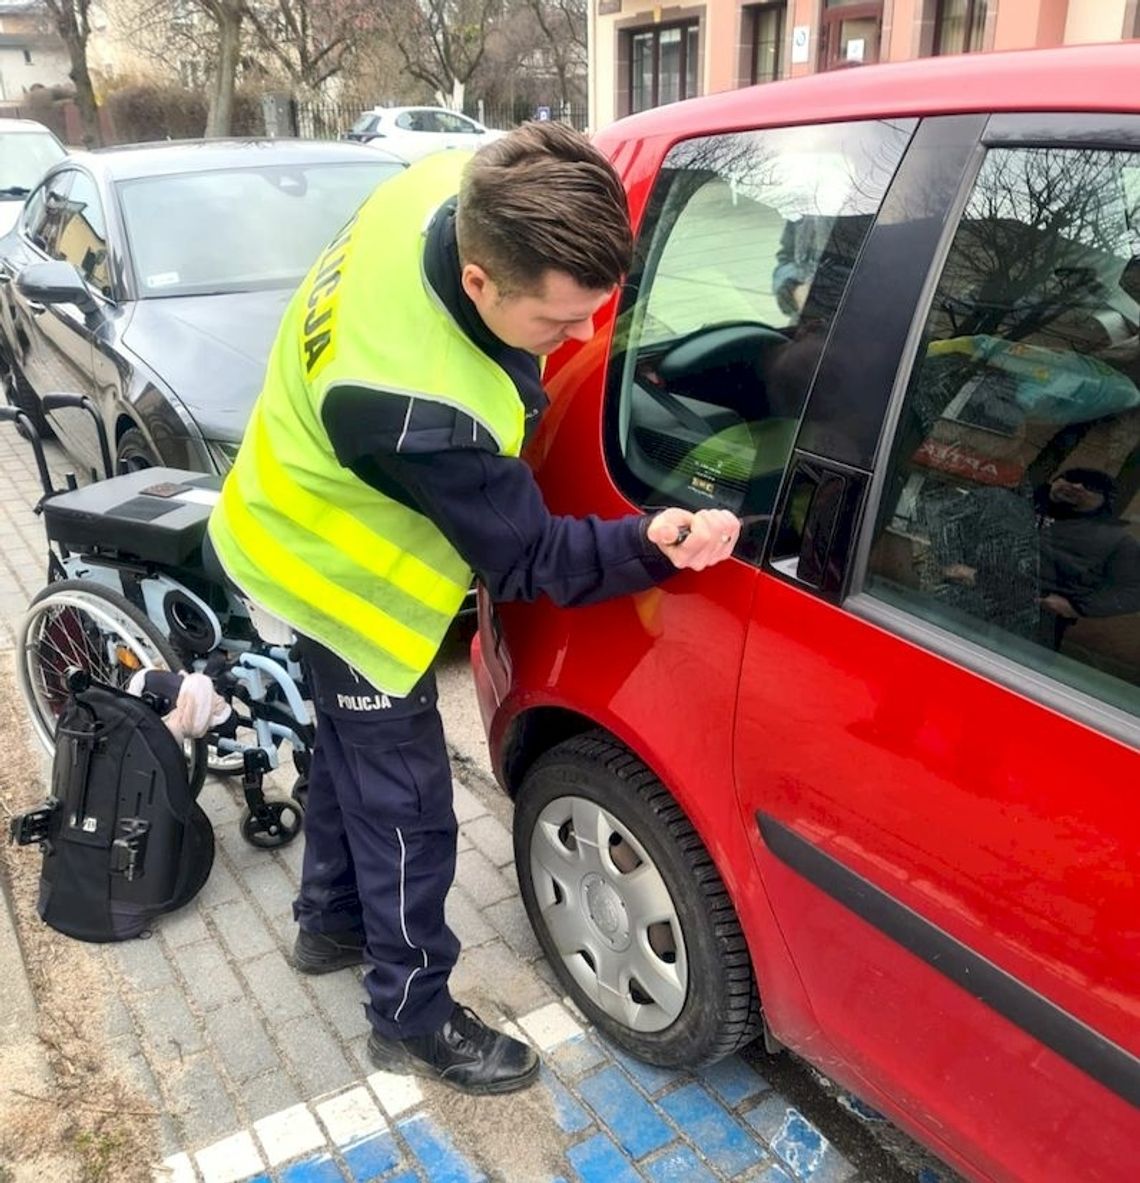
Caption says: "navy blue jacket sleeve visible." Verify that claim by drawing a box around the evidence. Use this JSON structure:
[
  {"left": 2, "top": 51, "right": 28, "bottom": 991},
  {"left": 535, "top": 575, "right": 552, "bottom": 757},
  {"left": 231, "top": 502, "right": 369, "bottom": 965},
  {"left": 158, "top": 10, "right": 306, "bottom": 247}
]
[
  {"left": 320, "top": 384, "right": 677, "bottom": 606},
  {"left": 370, "top": 447, "right": 676, "bottom": 606}
]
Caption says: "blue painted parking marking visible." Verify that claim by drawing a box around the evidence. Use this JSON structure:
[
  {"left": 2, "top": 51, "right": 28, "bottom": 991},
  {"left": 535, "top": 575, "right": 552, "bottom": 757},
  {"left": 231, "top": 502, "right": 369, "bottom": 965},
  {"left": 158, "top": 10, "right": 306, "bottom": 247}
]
[
  {"left": 659, "top": 1082, "right": 766, "bottom": 1176},
  {"left": 541, "top": 1066, "right": 594, "bottom": 1134},
  {"left": 280, "top": 1154, "right": 346, "bottom": 1183},
  {"left": 565, "top": 1131, "right": 643, "bottom": 1183},
  {"left": 642, "top": 1143, "right": 720, "bottom": 1182},
  {"left": 396, "top": 1113, "right": 485, "bottom": 1183},
  {"left": 699, "top": 1056, "right": 770, "bottom": 1107},
  {"left": 577, "top": 1064, "right": 674, "bottom": 1159},
  {"left": 342, "top": 1131, "right": 401, "bottom": 1181}
]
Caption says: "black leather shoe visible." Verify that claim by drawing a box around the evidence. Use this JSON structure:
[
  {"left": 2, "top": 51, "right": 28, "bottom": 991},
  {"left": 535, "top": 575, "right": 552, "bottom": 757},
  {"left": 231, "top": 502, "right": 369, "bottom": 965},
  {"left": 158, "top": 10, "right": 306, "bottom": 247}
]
[
  {"left": 291, "top": 928, "right": 366, "bottom": 974},
  {"left": 368, "top": 1004, "right": 540, "bottom": 1095}
]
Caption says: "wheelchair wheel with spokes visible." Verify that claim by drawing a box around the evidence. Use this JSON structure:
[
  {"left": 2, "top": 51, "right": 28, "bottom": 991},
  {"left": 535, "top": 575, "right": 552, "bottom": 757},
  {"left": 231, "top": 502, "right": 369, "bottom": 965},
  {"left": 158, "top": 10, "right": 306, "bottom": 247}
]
[{"left": 18, "top": 579, "right": 207, "bottom": 793}]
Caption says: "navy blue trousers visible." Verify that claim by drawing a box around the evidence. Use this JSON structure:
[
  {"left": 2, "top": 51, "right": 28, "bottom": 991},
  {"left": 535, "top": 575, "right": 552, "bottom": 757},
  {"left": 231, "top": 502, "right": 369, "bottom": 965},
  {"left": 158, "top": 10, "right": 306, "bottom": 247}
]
[{"left": 293, "top": 662, "right": 460, "bottom": 1040}]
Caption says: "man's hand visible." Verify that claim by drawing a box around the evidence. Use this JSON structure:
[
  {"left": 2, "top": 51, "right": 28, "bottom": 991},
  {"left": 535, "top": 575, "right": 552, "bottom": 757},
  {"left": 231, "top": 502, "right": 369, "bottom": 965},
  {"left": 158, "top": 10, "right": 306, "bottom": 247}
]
[
  {"left": 647, "top": 508, "right": 741, "bottom": 570},
  {"left": 1041, "top": 593, "right": 1079, "bottom": 619}
]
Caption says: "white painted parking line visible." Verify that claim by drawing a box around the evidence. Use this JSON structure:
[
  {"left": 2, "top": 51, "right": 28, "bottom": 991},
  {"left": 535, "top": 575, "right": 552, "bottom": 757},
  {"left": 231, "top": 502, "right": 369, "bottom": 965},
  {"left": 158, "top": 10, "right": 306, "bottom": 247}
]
[
  {"left": 254, "top": 1102, "right": 326, "bottom": 1167},
  {"left": 195, "top": 1131, "right": 264, "bottom": 1183},
  {"left": 518, "top": 1001, "right": 583, "bottom": 1050},
  {"left": 316, "top": 1085, "right": 386, "bottom": 1146},
  {"left": 154, "top": 1153, "right": 196, "bottom": 1183}
]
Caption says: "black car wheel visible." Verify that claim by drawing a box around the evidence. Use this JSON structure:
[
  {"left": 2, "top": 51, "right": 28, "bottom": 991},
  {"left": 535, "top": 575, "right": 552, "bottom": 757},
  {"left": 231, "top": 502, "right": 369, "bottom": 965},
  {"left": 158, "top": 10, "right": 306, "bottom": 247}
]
[
  {"left": 115, "top": 427, "right": 159, "bottom": 473},
  {"left": 514, "top": 731, "right": 762, "bottom": 1067}
]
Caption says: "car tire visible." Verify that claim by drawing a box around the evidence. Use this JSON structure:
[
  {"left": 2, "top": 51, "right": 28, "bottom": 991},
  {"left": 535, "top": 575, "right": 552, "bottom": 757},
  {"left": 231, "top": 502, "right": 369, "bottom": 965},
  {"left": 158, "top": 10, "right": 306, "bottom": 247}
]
[
  {"left": 3, "top": 353, "right": 51, "bottom": 438},
  {"left": 115, "top": 427, "right": 159, "bottom": 473},
  {"left": 514, "top": 730, "right": 762, "bottom": 1067}
]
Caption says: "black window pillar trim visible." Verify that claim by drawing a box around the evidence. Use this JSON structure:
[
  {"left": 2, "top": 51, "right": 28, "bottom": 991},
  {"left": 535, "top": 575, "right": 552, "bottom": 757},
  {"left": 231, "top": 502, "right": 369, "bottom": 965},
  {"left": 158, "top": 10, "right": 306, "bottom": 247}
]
[
  {"left": 794, "top": 114, "right": 989, "bottom": 472},
  {"left": 756, "top": 811, "right": 1140, "bottom": 1110},
  {"left": 845, "top": 127, "right": 989, "bottom": 593},
  {"left": 982, "top": 112, "right": 1140, "bottom": 148}
]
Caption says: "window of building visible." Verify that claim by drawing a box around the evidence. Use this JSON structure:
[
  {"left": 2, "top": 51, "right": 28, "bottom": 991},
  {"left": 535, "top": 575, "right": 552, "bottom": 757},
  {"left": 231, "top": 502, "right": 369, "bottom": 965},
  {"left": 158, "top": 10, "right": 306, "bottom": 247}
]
[
  {"left": 605, "top": 118, "right": 915, "bottom": 558},
  {"left": 865, "top": 145, "right": 1140, "bottom": 717},
  {"left": 748, "top": 3, "right": 785, "bottom": 84},
  {"left": 820, "top": 0, "right": 882, "bottom": 68},
  {"left": 933, "top": 0, "right": 988, "bottom": 55},
  {"left": 629, "top": 22, "right": 699, "bottom": 113}
]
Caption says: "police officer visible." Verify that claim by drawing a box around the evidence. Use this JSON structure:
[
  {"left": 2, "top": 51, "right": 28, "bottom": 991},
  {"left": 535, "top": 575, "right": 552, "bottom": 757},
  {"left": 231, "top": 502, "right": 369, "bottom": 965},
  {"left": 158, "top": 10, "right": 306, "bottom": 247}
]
[{"left": 208, "top": 123, "right": 741, "bottom": 1095}]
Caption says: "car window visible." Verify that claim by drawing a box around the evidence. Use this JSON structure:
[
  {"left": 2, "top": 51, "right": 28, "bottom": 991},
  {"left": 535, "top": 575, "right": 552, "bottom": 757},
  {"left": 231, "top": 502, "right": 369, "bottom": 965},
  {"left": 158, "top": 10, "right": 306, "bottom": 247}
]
[
  {"left": 351, "top": 114, "right": 379, "bottom": 134},
  {"left": 436, "top": 112, "right": 475, "bottom": 134},
  {"left": 117, "top": 160, "right": 403, "bottom": 297},
  {"left": 0, "top": 128, "right": 66, "bottom": 193},
  {"left": 397, "top": 110, "right": 437, "bottom": 132},
  {"left": 51, "top": 171, "right": 111, "bottom": 297},
  {"left": 606, "top": 118, "right": 916, "bottom": 550},
  {"left": 20, "top": 182, "right": 47, "bottom": 243},
  {"left": 865, "top": 145, "right": 1140, "bottom": 718},
  {"left": 26, "top": 170, "right": 73, "bottom": 256}
]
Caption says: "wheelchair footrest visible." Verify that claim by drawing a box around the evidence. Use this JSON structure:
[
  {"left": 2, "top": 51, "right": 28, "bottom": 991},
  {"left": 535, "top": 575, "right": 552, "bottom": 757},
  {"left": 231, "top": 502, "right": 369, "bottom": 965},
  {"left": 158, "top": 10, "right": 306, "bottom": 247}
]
[
  {"left": 110, "top": 817, "right": 151, "bottom": 881},
  {"left": 9, "top": 803, "right": 58, "bottom": 846}
]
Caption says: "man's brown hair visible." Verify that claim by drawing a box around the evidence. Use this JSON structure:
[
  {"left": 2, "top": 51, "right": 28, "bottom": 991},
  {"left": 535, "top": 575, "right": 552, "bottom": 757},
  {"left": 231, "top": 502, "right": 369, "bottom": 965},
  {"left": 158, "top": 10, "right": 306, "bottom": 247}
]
[{"left": 456, "top": 121, "right": 633, "bottom": 294}]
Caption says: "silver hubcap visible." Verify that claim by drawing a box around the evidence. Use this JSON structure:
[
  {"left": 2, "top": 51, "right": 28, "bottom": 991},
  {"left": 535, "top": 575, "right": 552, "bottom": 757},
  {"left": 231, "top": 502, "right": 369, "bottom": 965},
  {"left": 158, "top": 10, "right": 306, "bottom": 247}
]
[{"left": 530, "top": 795, "right": 687, "bottom": 1032}]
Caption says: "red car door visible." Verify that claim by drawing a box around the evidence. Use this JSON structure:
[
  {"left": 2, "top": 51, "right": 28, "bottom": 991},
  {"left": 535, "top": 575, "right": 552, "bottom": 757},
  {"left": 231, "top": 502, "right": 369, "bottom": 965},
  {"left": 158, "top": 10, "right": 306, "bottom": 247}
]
[{"left": 734, "top": 114, "right": 1140, "bottom": 1181}]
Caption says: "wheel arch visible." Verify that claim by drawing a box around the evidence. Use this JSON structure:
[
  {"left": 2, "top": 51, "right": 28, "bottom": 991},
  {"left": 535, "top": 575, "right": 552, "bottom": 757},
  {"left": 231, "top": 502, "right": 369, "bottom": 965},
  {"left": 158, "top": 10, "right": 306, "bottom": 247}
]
[
  {"left": 114, "top": 412, "right": 142, "bottom": 443},
  {"left": 501, "top": 704, "right": 632, "bottom": 800}
]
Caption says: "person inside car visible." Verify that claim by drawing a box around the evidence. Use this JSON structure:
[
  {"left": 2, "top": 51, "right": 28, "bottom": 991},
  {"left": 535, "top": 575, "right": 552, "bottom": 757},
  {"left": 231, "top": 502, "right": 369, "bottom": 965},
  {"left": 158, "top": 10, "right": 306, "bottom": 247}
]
[
  {"left": 1035, "top": 467, "right": 1140, "bottom": 648},
  {"left": 208, "top": 122, "right": 741, "bottom": 1095}
]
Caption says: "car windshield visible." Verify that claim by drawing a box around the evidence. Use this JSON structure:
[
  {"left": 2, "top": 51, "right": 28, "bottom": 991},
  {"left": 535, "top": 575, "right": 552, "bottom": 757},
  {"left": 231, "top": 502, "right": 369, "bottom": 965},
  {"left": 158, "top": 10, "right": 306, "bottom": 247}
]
[
  {"left": 0, "top": 130, "right": 66, "bottom": 195},
  {"left": 117, "top": 160, "right": 403, "bottom": 297}
]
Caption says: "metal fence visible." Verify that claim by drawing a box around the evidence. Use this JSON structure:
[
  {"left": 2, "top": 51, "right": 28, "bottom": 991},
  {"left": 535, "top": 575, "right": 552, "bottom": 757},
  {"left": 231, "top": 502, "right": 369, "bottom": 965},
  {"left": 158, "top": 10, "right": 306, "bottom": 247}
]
[{"left": 289, "top": 97, "right": 589, "bottom": 141}]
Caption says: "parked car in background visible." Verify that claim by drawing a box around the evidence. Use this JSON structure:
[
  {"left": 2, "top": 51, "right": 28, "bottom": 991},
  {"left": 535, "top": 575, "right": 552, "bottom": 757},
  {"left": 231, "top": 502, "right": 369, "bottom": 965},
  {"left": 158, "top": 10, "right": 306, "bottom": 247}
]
[
  {"left": 345, "top": 106, "right": 501, "bottom": 161},
  {"left": 0, "top": 138, "right": 405, "bottom": 477},
  {"left": 472, "top": 43, "right": 1140, "bottom": 1183},
  {"left": 0, "top": 118, "right": 67, "bottom": 236}
]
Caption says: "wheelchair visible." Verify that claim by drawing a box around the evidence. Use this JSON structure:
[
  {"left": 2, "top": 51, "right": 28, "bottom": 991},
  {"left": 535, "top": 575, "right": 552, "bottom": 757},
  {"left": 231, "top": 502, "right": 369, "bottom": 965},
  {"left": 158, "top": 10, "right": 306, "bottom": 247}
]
[{"left": 1, "top": 395, "right": 314, "bottom": 850}]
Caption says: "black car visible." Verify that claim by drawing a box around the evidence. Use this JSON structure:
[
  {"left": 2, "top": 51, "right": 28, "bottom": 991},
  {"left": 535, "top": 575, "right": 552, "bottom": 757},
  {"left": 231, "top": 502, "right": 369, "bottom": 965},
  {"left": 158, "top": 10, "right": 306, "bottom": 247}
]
[{"left": 0, "top": 139, "right": 405, "bottom": 477}]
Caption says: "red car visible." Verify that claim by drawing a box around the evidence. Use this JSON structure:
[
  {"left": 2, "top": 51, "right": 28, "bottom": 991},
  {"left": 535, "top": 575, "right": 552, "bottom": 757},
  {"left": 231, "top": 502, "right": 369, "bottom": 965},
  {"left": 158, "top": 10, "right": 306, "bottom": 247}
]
[{"left": 472, "top": 43, "right": 1140, "bottom": 1183}]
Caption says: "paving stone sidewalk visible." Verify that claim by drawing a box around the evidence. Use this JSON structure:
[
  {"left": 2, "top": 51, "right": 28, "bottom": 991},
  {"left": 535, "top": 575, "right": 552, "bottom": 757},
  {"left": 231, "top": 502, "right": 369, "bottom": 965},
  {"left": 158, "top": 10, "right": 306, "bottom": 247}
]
[{"left": 0, "top": 426, "right": 910, "bottom": 1183}]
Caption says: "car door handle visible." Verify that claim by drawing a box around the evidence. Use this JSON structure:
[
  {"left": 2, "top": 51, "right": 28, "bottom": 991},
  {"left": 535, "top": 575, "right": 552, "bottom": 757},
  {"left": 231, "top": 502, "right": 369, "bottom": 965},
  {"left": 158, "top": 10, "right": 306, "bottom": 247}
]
[
  {"left": 768, "top": 455, "right": 867, "bottom": 599},
  {"left": 26, "top": 300, "right": 45, "bottom": 315}
]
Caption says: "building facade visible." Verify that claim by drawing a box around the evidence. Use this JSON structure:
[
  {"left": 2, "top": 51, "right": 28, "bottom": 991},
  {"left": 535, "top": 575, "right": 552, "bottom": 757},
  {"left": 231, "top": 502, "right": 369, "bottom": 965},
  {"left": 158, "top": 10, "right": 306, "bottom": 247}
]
[
  {"left": 587, "top": 0, "right": 1140, "bottom": 128},
  {"left": 0, "top": 1, "right": 69, "bottom": 103}
]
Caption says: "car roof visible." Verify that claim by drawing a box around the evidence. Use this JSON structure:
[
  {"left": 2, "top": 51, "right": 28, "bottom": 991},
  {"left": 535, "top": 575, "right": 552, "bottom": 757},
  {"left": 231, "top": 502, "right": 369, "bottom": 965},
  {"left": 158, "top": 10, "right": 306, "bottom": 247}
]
[
  {"left": 0, "top": 117, "right": 58, "bottom": 134},
  {"left": 599, "top": 42, "right": 1140, "bottom": 149},
  {"left": 61, "top": 137, "right": 406, "bottom": 180},
  {"left": 368, "top": 106, "right": 473, "bottom": 118}
]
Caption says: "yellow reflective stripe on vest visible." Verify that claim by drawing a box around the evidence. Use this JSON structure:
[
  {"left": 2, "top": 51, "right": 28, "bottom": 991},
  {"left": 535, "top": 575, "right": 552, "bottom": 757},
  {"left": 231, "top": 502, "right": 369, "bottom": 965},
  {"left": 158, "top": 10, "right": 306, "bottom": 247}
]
[
  {"left": 219, "top": 477, "right": 437, "bottom": 676},
  {"left": 249, "top": 410, "right": 468, "bottom": 613}
]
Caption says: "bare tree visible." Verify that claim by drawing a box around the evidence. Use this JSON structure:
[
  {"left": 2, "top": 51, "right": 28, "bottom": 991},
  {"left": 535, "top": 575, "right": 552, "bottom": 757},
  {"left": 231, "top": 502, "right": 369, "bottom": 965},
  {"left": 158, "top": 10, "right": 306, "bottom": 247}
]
[
  {"left": 523, "top": 0, "right": 584, "bottom": 105},
  {"left": 190, "top": 0, "right": 246, "bottom": 135},
  {"left": 382, "top": 0, "right": 501, "bottom": 110},
  {"left": 243, "top": 0, "right": 378, "bottom": 93},
  {"left": 42, "top": 0, "right": 101, "bottom": 145}
]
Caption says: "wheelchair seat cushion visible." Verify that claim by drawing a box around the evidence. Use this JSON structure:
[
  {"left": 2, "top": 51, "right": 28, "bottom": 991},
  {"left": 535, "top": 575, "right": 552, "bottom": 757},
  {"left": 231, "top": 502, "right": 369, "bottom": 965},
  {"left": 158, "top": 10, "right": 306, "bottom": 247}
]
[{"left": 43, "top": 468, "right": 222, "bottom": 568}]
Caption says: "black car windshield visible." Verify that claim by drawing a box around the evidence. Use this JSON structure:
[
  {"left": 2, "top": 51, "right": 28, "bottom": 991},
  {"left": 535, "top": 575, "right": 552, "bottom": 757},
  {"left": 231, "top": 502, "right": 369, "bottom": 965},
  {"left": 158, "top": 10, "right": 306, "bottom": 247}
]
[
  {"left": 0, "top": 130, "right": 66, "bottom": 193},
  {"left": 117, "top": 160, "right": 404, "bottom": 297}
]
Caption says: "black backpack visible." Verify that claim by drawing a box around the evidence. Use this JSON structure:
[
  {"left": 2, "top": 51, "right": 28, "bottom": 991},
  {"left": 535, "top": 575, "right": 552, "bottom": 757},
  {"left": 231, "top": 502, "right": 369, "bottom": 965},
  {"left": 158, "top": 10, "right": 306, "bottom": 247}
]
[{"left": 10, "top": 673, "right": 215, "bottom": 942}]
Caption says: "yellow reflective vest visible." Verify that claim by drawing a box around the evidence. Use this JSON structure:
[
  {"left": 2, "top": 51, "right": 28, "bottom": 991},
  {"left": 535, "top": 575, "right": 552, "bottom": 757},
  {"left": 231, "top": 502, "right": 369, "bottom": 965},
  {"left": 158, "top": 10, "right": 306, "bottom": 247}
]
[{"left": 208, "top": 152, "right": 526, "bottom": 696}]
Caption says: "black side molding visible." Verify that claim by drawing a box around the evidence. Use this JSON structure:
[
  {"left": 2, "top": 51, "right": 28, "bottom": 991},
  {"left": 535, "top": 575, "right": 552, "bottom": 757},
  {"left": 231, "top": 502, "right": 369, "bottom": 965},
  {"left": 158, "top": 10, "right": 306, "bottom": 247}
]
[{"left": 756, "top": 812, "right": 1140, "bottom": 1109}]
